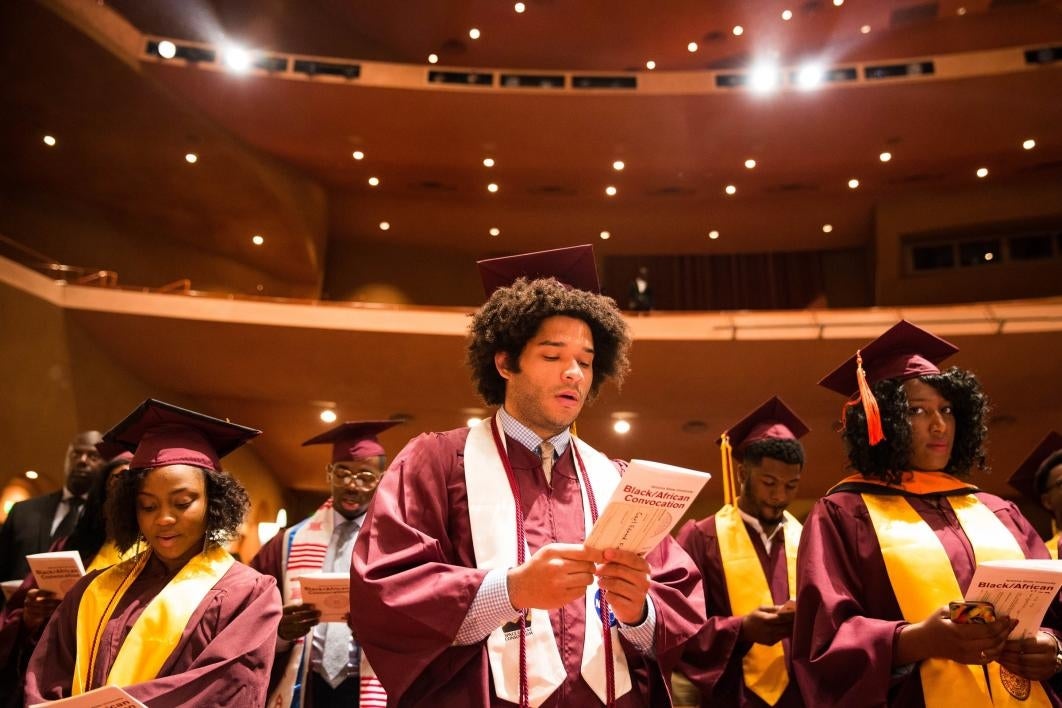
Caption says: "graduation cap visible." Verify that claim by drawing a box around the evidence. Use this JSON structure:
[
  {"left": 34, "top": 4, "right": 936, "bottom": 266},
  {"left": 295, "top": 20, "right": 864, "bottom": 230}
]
[
  {"left": 476, "top": 244, "right": 599, "bottom": 297},
  {"left": 717, "top": 397, "right": 810, "bottom": 506},
  {"left": 1008, "top": 432, "right": 1062, "bottom": 499},
  {"left": 102, "top": 399, "right": 261, "bottom": 472},
  {"left": 302, "top": 420, "right": 402, "bottom": 463},
  {"left": 818, "top": 320, "right": 959, "bottom": 446}
]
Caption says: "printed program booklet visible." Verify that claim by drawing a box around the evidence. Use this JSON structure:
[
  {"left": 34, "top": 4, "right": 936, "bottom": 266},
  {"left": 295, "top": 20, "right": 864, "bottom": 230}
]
[
  {"left": 964, "top": 558, "right": 1062, "bottom": 639},
  {"left": 585, "top": 459, "right": 710, "bottom": 556},
  {"left": 30, "top": 685, "right": 146, "bottom": 707},
  {"left": 26, "top": 551, "right": 85, "bottom": 599},
  {"left": 298, "top": 571, "right": 350, "bottom": 622}
]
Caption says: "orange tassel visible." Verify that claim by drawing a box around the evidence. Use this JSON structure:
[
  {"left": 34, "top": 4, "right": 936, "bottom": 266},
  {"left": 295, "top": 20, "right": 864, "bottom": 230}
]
[
  {"left": 855, "top": 350, "right": 886, "bottom": 446},
  {"left": 720, "top": 432, "right": 737, "bottom": 507}
]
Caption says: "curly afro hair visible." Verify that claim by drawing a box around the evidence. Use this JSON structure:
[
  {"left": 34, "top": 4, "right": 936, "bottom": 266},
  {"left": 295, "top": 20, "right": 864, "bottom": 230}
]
[
  {"left": 741, "top": 438, "right": 805, "bottom": 468},
  {"left": 467, "top": 277, "right": 631, "bottom": 406},
  {"left": 107, "top": 465, "right": 250, "bottom": 553},
  {"left": 840, "top": 366, "right": 989, "bottom": 484}
]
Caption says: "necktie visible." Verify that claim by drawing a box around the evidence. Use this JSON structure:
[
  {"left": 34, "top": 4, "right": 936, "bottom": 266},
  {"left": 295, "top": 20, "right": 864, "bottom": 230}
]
[
  {"left": 538, "top": 441, "right": 555, "bottom": 485},
  {"left": 322, "top": 519, "right": 358, "bottom": 688},
  {"left": 53, "top": 497, "right": 84, "bottom": 541}
]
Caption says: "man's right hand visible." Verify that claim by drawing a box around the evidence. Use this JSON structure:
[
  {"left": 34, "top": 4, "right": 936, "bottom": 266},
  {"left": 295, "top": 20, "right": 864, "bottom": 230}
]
[
  {"left": 23, "top": 588, "right": 61, "bottom": 631},
  {"left": 507, "top": 543, "right": 602, "bottom": 611},
  {"left": 278, "top": 602, "right": 321, "bottom": 642},
  {"left": 740, "top": 605, "right": 795, "bottom": 646}
]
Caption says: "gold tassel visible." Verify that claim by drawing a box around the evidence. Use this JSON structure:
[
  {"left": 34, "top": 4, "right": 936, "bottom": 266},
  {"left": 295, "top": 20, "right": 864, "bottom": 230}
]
[
  {"left": 720, "top": 432, "right": 737, "bottom": 507},
  {"left": 855, "top": 350, "right": 885, "bottom": 446}
]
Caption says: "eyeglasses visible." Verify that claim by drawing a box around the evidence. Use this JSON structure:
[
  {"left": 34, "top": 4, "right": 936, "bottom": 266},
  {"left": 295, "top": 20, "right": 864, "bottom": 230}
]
[{"left": 328, "top": 466, "right": 384, "bottom": 492}]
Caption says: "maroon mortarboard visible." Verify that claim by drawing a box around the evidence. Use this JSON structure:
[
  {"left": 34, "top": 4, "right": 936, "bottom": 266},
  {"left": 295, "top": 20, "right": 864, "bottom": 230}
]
[
  {"left": 1008, "top": 432, "right": 1062, "bottom": 499},
  {"left": 94, "top": 439, "right": 134, "bottom": 462},
  {"left": 102, "top": 399, "right": 261, "bottom": 472},
  {"left": 302, "top": 420, "right": 401, "bottom": 463},
  {"left": 476, "top": 244, "right": 599, "bottom": 297},
  {"left": 817, "top": 320, "right": 959, "bottom": 446},
  {"left": 718, "top": 396, "right": 810, "bottom": 451}
]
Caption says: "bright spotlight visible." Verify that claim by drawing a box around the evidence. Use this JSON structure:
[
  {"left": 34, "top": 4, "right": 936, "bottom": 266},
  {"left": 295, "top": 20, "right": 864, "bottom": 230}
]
[
  {"left": 797, "top": 63, "right": 825, "bottom": 90},
  {"left": 157, "top": 41, "right": 177, "bottom": 59},
  {"left": 613, "top": 420, "right": 631, "bottom": 434},
  {"left": 320, "top": 409, "right": 337, "bottom": 423},
  {"left": 223, "top": 45, "right": 252, "bottom": 73},
  {"left": 749, "top": 63, "right": 780, "bottom": 93}
]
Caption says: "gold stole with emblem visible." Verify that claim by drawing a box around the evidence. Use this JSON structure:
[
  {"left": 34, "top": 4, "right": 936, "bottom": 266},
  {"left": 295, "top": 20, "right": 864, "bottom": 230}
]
[
  {"left": 72, "top": 545, "right": 235, "bottom": 694},
  {"left": 716, "top": 503, "right": 801, "bottom": 706},
  {"left": 862, "top": 491, "right": 1051, "bottom": 707}
]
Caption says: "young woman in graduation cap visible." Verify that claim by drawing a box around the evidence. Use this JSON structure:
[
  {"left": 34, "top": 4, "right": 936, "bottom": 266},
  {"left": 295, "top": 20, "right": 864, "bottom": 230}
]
[
  {"left": 24, "top": 400, "right": 282, "bottom": 707},
  {"left": 791, "top": 321, "right": 1062, "bottom": 707}
]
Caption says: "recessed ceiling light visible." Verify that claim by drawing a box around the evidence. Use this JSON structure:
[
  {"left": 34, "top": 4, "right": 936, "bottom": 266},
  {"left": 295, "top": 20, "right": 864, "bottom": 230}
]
[
  {"left": 957, "top": 6, "right": 967, "bottom": 15},
  {"left": 600, "top": 230, "right": 611, "bottom": 240},
  {"left": 796, "top": 62, "right": 825, "bottom": 90},
  {"left": 25, "top": 470, "right": 38, "bottom": 480},
  {"left": 514, "top": 2, "right": 526, "bottom": 12},
  {"left": 976, "top": 167, "right": 989, "bottom": 178},
  {"left": 645, "top": 60, "right": 656, "bottom": 70},
  {"left": 833, "top": 0, "right": 844, "bottom": 6},
  {"left": 725, "top": 184, "right": 737, "bottom": 195},
  {"left": 223, "top": 44, "right": 252, "bottom": 73},
  {"left": 750, "top": 63, "right": 780, "bottom": 93},
  {"left": 428, "top": 53, "right": 439, "bottom": 64},
  {"left": 320, "top": 409, "right": 337, "bottom": 423},
  {"left": 157, "top": 40, "right": 177, "bottom": 59},
  {"left": 469, "top": 28, "right": 481, "bottom": 40},
  {"left": 185, "top": 152, "right": 198, "bottom": 164},
  {"left": 42, "top": 135, "right": 56, "bottom": 147},
  {"left": 860, "top": 24, "right": 871, "bottom": 34},
  {"left": 984, "top": 252, "right": 994, "bottom": 261},
  {"left": 483, "top": 157, "right": 495, "bottom": 168},
  {"left": 879, "top": 151, "right": 892, "bottom": 162},
  {"left": 744, "top": 159, "right": 756, "bottom": 169},
  {"left": 709, "top": 230, "right": 720, "bottom": 239},
  {"left": 1022, "top": 138, "right": 1036, "bottom": 150},
  {"left": 612, "top": 160, "right": 625, "bottom": 171},
  {"left": 352, "top": 150, "right": 365, "bottom": 160},
  {"left": 467, "top": 417, "right": 483, "bottom": 427},
  {"left": 822, "top": 224, "right": 833, "bottom": 233},
  {"left": 368, "top": 176, "right": 380, "bottom": 186},
  {"left": 687, "top": 41, "right": 698, "bottom": 53},
  {"left": 848, "top": 178, "right": 860, "bottom": 189},
  {"left": 487, "top": 182, "right": 499, "bottom": 193},
  {"left": 781, "top": 9, "right": 793, "bottom": 20},
  {"left": 605, "top": 185, "right": 618, "bottom": 196},
  {"left": 732, "top": 25, "right": 744, "bottom": 36},
  {"left": 379, "top": 221, "right": 391, "bottom": 230},
  {"left": 489, "top": 227, "right": 500, "bottom": 236},
  {"left": 613, "top": 420, "right": 631, "bottom": 434},
  {"left": 251, "top": 234, "right": 264, "bottom": 245}
]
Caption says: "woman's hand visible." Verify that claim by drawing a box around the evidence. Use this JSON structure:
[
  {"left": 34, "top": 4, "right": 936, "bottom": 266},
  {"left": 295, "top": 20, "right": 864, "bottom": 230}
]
[{"left": 23, "top": 589, "right": 61, "bottom": 632}]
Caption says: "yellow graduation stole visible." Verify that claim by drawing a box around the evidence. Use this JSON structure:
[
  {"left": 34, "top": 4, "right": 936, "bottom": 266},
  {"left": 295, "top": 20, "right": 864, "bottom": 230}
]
[
  {"left": 862, "top": 490, "right": 1051, "bottom": 707},
  {"left": 73, "top": 545, "right": 234, "bottom": 694},
  {"left": 85, "top": 540, "right": 135, "bottom": 573},
  {"left": 716, "top": 503, "right": 801, "bottom": 706},
  {"left": 1048, "top": 530, "right": 1060, "bottom": 561}
]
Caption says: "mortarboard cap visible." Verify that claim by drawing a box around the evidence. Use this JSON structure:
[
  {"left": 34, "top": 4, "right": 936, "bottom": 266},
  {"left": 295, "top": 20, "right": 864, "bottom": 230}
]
[
  {"left": 817, "top": 320, "right": 959, "bottom": 447},
  {"left": 718, "top": 396, "right": 810, "bottom": 451},
  {"left": 1008, "top": 432, "right": 1062, "bottom": 499},
  {"left": 477, "top": 244, "right": 599, "bottom": 297},
  {"left": 818, "top": 320, "right": 959, "bottom": 397},
  {"left": 102, "top": 399, "right": 260, "bottom": 472},
  {"left": 302, "top": 420, "right": 401, "bottom": 463},
  {"left": 94, "top": 439, "right": 133, "bottom": 462}
]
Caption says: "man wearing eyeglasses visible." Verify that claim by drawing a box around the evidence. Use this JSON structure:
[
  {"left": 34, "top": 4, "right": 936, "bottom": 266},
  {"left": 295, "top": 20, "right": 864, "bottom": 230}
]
[
  {"left": 251, "top": 420, "right": 400, "bottom": 708},
  {"left": 0, "top": 430, "right": 103, "bottom": 585}
]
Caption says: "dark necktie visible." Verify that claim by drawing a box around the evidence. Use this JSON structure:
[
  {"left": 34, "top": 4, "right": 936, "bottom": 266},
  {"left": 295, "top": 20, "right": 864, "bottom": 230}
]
[{"left": 53, "top": 497, "right": 84, "bottom": 541}]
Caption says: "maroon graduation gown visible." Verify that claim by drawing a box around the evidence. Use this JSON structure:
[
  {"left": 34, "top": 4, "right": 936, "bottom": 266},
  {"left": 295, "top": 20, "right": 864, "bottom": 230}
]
[
  {"left": 350, "top": 428, "right": 705, "bottom": 707},
  {"left": 675, "top": 515, "right": 804, "bottom": 707},
  {"left": 25, "top": 554, "right": 282, "bottom": 707},
  {"left": 792, "top": 486, "right": 1062, "bottom": 707}
]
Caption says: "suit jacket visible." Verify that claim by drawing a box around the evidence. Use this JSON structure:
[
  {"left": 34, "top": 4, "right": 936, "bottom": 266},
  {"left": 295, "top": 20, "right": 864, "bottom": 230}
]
[{"left": 0, "top": 491, "right": 63, "bottom": 582}]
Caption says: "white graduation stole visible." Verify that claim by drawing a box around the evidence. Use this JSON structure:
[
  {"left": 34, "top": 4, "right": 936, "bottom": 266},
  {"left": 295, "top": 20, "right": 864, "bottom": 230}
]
[{"left": 464, "top": 418, "right": 632, "bottom": 706}]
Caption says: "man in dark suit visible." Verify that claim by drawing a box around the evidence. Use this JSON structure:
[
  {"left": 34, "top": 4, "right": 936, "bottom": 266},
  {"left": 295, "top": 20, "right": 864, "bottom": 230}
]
[{"left": 0, "top": 430, "right": 103, "bottom": 582}]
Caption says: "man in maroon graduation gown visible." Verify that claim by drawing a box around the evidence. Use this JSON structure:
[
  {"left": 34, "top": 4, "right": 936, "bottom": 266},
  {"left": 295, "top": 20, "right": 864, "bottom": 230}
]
[
  {"left": 792, "top": 321, "right": 1062, "bottom": 707},
  {"left": 677, "top": 397, "right": 808, "bottom": 707},
  {"left": 251, "top": 420, "right": 399, "bottom": 708},
  {"left": 1008, "top": 432, "right": 1062, "bottom": 559},
  {"left": 350, "top": 246, "right": 705, "bottom": 706}
]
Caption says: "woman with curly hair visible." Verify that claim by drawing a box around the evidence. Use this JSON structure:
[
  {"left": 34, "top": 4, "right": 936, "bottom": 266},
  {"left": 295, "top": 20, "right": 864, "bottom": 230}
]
[
  {"left": 25, "top": 400, "right": 281, "bottom": 707},
  {"left": 791, "top": 321, "right": 1062, "bottom": 707}
]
